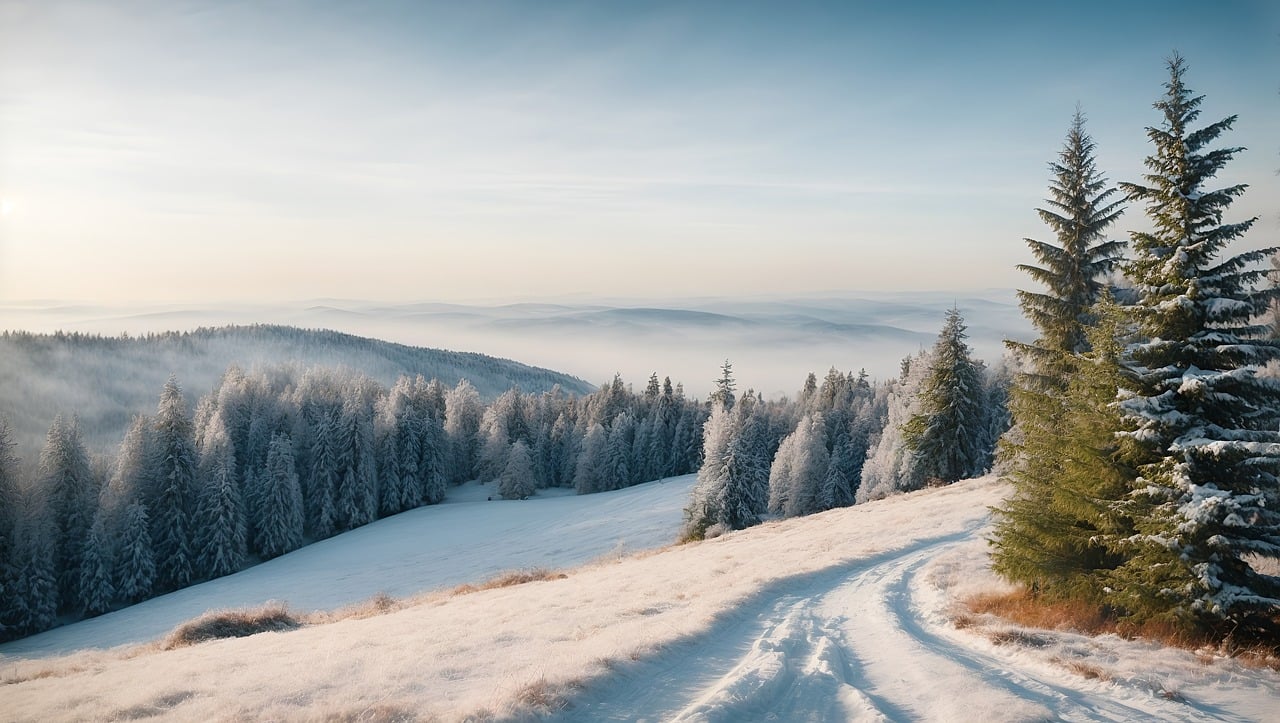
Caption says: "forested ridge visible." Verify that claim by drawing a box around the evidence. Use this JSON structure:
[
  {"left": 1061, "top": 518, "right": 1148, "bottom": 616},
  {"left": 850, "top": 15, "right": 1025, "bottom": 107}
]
[{"left": 0, "top": 324, "right": 592, "bottom": 456}]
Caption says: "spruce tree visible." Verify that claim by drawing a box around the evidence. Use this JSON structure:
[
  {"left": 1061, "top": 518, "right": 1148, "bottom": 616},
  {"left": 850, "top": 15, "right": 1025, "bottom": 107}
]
[
  {"left": 498, "top": 441, "right": 536, "bottom": 500},
  {"left": 255, "top": 433, "right": 304, "bottom": 559},
  {"left": 0, "top": 420, "right": 24, "bottom": 638},
  {"left": 1112, "top": 55, "right": 1280, "bottom": 633},
  {"left": 150, "top": 375, "right": 198, "bottom": 591},
  {"left": 993, "top": 110, "right": 1125, "bottom": 599},
  {"left": 573, "top": 422, "right": 608, "bottom": 495},
  {"left": 902, "top": 309, "right": 989, "bottom": 485},
  {"left": 79, "top": 513, "right": 116, "bottom": 616},
  {"left": 38, "top": 415, "right": 97, "bottom": 611},
  {"left": 115, "top": 501, "right": 155, "bottom": 604},
  {"left": 193, "top": 415, "right": 246, "bottom": 579},
  {"left": 709, "top": 360, "right": 736, "bottom": 410}
]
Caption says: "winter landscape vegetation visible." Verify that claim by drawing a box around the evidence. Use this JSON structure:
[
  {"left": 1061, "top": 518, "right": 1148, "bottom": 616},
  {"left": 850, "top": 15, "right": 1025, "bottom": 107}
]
[{"left": 2, "top": 1, "right": 1280, "bottom": 721}]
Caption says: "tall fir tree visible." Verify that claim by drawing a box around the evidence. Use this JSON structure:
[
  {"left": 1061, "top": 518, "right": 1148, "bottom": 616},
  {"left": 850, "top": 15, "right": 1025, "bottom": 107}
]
[
  {"left": 902, "top": 309, "right": 990, "bottom": 485},
  {"left": 193, "top": 413, "right": 246, "bottom": 579},
  {"left": 78, "top": 513, "right": 116, "bottom": 616},
  {"left": 1112, "top": 55, "right": 1280, "bottom": 633},
  {"left": 498, "top": 440, "right": 536, "bottom": 500},
  {"left": 255, "top": 433, "right": 304, "bottom": 559},
  {"left": 994, "top": 110, "right": 1126, "bottom": 598},
  {"left": 149, "top": 375, "right": 198, "bottom": 591},
  {"left": 115, "top": 501, "right": 155, "bottom": 604},
  {"left": 37, "top": 415, "right": 98, "bottom": 612}
]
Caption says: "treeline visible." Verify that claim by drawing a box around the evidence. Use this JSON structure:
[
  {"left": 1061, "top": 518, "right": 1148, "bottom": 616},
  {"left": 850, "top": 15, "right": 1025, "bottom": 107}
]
[
  {"left": 0, "top": 324, "right": 593, "bottom": 457},
  {"left": 991, "top": 56, "right": 1280, "bottom": 641},
  {"left": 684, "top": 312, "right": 1010, "bottom": 539},
  {"left": 0, "top": 366, "right": 705, "bottom": 642}
]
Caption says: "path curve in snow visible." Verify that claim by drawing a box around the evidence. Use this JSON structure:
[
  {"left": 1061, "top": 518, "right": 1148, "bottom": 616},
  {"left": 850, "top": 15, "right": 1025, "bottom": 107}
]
[{"left": 558, "top": 525, "right": 1241, "bottom": 723}]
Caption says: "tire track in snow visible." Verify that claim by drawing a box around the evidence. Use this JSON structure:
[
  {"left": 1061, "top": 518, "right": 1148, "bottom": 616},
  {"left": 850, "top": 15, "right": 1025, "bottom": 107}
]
[{"left": 556, "top": 523, "right": 1231, "bottom": 722}]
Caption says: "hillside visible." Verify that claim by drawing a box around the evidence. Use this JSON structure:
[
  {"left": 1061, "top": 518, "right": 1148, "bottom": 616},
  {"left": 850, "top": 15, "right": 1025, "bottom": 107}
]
[
  {"left": 0, "top": 325, "right": 593, "bottom": 456},
  {"left": 4, "top": 476, "right": 1275, "bottom": 721}
]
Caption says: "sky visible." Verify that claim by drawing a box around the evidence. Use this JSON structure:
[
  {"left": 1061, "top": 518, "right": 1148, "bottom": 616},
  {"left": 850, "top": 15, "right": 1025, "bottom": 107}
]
[{"left": 0, "top": 0, "right": 1277, "bottom": 304}]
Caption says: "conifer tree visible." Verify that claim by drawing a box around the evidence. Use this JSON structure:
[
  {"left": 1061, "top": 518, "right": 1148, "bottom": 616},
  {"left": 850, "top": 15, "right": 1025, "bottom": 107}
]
[
  {"left": 115, "top": 501, "right": 155, "bottom": 604},
  {"left": 902, "top": 310, "right": 989, "bottom": 485},
  {"left": 79, "top": 513, "right": 116, "bottom": 616},
  {"left": 305, "top": 407, "right": 338, "bottom": 539},
  {"left": 150, "top": 375, "right": 198, "bottom": 591},
  {"left": 0, "top": 420, "right": 24, "bottom": 638},
  {"left": 768, "top": 413, "right": 830, "bottom": 517},
  {"left": 193, "top": 414, "right": 246, "bottom": 579},
  {"left": 573, "top": 423, "right": 608, "bottom": 495},
  {"left": 992, "top": 297, "right": 1133, "bottom": 600},
  {"left": 255, "top": 433, "right": 304, "bottom": 559},
  {"left": 709, "top": 360, "right": 736, "bottom": 410},
  {"left": 1111, "top": 55, "right": 1280, "bottom": 633},
  {"left": 38, "top": 415, "right": 97, "bottom": 611},
  {"left": 498, "top": 441, "right": 536, "bottom": 500}
]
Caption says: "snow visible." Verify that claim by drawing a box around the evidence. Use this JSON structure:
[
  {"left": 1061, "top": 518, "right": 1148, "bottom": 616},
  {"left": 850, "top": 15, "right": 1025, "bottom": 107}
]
[
  {"left": 4, "top": 476, "right": 1277, "bottom": 721},
  {"left": 0, "top": 476, "right": 695, "bottom": 659}
]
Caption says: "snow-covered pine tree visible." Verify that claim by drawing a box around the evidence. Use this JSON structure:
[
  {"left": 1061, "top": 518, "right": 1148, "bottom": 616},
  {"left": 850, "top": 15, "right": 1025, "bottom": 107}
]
[
  {"left": 498, "top": 440, "right": 536, "bottom": 500},
  {"left": 769, "top": 413, "right": 830, "bottom": 518},
  {"left": 0, "top": 420, "right": 23, "bottom": 638},
  {"left": 709, "top": 359, "right": 736, "bottom": 411},
  {"left": 254, "top": 433, "right": 304, "bottom": 559},
  {"left": 334, "top": 394, "right": 377, "bottom": 531},
  {"left": 902, "top": 309, "right": 989, "bottom": 485},
  {"left": 726, "top": 393, "right": 771, "bottom": 520},
  {"left": 37, "top": 415, "right": 97, "bottom": 611},
  {"left": 684, "top": 403, "right": 735, "bottom": 539},
  {"left": 115, "top": 501, "right": 155, "bottom": 604},
  {"left": 149, "top": 375, "right": 198, "bottom": 591},
  {"left": 78, "top": 512, "right": 116, "bottom": 616},
  {"left": 573, "top": 422, "right": 608, "bottom": 495},
  {"left": 1111, "top": 55, "right": 1280, "bottom": 633},
  {"left": 193, "top": 412, "right": 246, "bottom": 579},
  {"left": 445, "top": 379, "right": 484, "bottom": 484},
  {"left": 858, "top": 351, "right": 931, "bottom": 502},
  {"left": 305, "top": 406, "right": 338, "bottom": 539},
  {"left": 6, "top": 489, "right": 58, "bottom": 637},
  {"left": 602, "top": 411, "right": 635, "bottom": 491}
]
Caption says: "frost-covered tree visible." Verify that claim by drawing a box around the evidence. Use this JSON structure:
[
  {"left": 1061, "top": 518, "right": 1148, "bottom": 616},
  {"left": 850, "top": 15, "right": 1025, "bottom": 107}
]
[
  {"left": 573, "top": 423, "right": 608, "bottom": 495},
  {"left": 768, "top": 413, "right": 830, "bottom": 518},
  {"left": 149, "top": 375, "right": 198, "bottom": 591},
  {"left": 684, "top": 404, "right": 739, "bottom": 538},
  {"left": 444, "top": 379, "right": 484, "bottom": 484},
  {"left": 115, "top": 501, "right": 155, "bottom": 604},
  {"left": 602, "top": 411, "right": 635, "bottom": 491},
  {"left": 334, "top": 394, "right": 377, "bottom": 531},
  {"left": 255, "top": 433, "right": 304, "bottom": 559},
  {"left": 859, "top": 352, "right": 931, "bottom": 502},
  {"left": 1111, "top": 55, "right": 1280, "bottom": 633},
  {"left": 498, "top": 440, "right": 536, "bottom": 500},
  {"left": 305, "top": 406, "right": 339, "bottom": 539},
  {"left": 78, "top": 513, "right": 116, "bottom": 616},
  {"left": 0, "top": 421, "right": 27, "bottom": 639},
  {"left": 5, "top": 489, "right": 58, "bottom": 637},
  {"left": 902, "top": 309, "right": 990, "bottom": 485},
  {"left": 193, "top": 412, "right": 246, "bottom": 579},
  {"left": 37, "top": 415, "right": 97, "bottom": 611},
  {"left": 709, "top": 359, "right": 737, "bottom": 410}
]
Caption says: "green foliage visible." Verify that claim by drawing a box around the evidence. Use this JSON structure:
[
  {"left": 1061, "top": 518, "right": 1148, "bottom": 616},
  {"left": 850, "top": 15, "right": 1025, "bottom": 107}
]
[{"left": 902, "top": 308, "right": 989, "bottom": 485}]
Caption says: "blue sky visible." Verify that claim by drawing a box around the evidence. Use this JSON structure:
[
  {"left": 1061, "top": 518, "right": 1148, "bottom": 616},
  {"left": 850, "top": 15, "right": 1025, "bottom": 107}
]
[{"left": 0, "top": 0, "right": 1277, "bottom": 303}]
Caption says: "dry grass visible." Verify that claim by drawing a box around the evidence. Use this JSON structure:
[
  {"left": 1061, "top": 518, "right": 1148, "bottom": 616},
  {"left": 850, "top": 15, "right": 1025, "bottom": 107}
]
[
  {"left": 963, "top": 587, "right": 1280, "bottom": 669},
  {"left": 446, "top": 568, "right": 568, "bottom": 597},
  {"left": 160, "top": 602, "right": 301, "bottom": 650},
  {"left": 313, "top": 592, "right": 405, "bottom": 623}
]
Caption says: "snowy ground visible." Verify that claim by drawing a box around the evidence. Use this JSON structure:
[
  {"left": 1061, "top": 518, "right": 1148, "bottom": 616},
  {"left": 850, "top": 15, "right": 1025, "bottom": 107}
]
[
  {"left": 0, "top": 476, "right": 695, "bottom": 659},
  {"left": 4, "top": 476, "right": 1277, "bottom": 722}
]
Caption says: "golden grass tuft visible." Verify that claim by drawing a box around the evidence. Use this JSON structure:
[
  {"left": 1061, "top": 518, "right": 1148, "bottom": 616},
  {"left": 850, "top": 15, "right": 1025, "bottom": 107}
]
[
  {"left": 447, "top": 568, "right": 568, "bottom": 596},
  {"left": 161, "top": 602, "right": 301, "bottom": 650}
]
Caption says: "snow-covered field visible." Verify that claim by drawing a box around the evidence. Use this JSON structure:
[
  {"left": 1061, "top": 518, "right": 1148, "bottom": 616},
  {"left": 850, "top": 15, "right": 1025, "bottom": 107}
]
[{"left": 4, "top": 476, "right": 1277, "bottom": 721}]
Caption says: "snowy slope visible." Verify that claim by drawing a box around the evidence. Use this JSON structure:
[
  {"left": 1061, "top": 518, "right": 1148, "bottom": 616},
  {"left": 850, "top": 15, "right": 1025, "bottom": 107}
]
[
  {"left": 5, "top": 476, "right": 1276, "bottom": 722},
  {"left": 0, "top": 476, "right": 696, "bottom": 659}
]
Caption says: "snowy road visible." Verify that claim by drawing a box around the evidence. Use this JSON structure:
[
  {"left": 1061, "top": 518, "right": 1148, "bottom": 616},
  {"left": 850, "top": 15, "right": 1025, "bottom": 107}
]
[{"left": 561, "top": 526, "right": 1263, "bottom": 723}]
